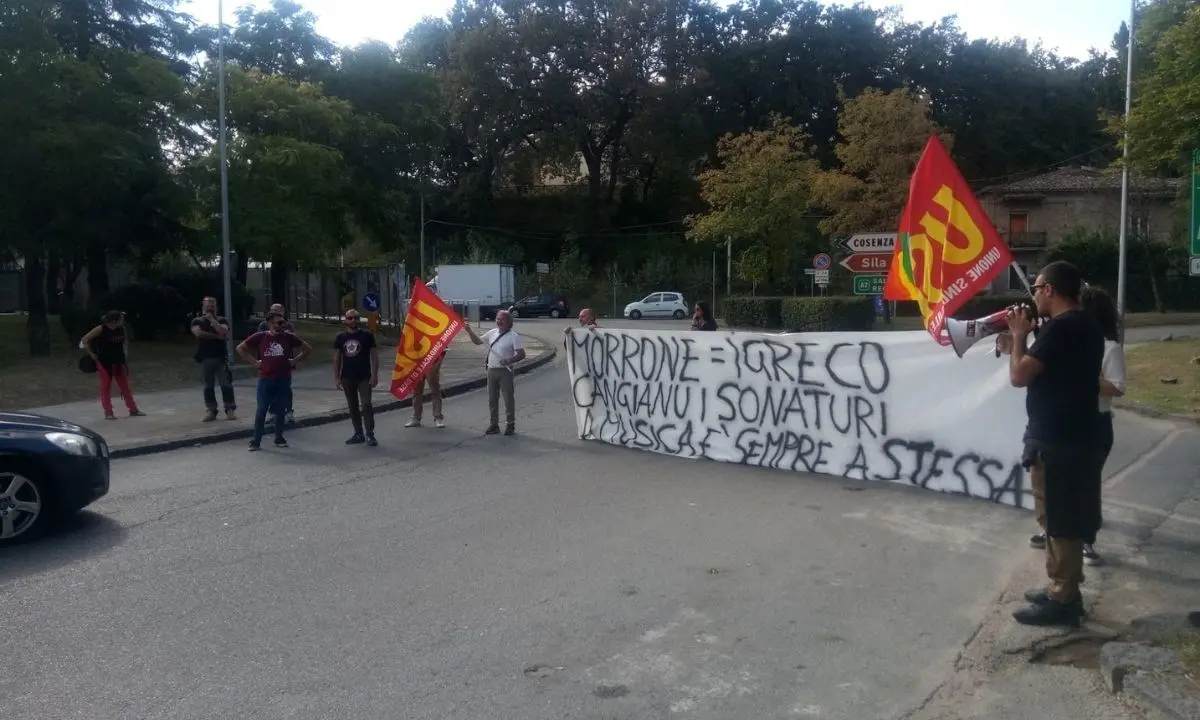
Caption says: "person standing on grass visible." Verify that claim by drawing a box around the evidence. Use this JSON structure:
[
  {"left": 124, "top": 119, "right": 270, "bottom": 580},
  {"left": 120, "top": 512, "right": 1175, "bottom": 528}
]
[
  {"left": 237, "top": 311, "right": 312, "bottom": 451},
  {"left": 1006, "top": 261, "right": 1104, "bottom": 627},
  {"left": 334, "top": 309, "right": 379, "bottom": 446},
  {"left": 258, "top": 303, "right": 296, "bottom": 425},
  {"left": 405, "top": 347, "right": 446, "bottom": 429},
  {"left": 191, "top": 296, "right": 236, "bottom": 422},
  {"left": 461, "top": 310, "right": 525, "bottom": 436},
  {"left": 79, "top": 311, "right": 145, "bottom": 420}
]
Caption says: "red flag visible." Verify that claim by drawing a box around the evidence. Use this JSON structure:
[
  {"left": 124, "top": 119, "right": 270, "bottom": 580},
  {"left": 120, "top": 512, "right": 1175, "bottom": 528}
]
[
  {"left": 883, "top": 134, "right": 1014, "bottom": 345},
  {"left": 389, "top": 278, "right": 464, "bottom": 400}
]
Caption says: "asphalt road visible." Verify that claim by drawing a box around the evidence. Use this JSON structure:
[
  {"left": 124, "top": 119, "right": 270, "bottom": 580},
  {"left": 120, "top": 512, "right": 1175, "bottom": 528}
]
[{"left": 0, "top": 319, "right": 1172, "bottom": 720}]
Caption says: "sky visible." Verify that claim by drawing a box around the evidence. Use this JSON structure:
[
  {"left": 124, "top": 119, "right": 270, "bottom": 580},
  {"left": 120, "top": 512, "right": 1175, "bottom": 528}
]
[{"left": 180, "top": 0, "right": 1131, "bottom": 61}]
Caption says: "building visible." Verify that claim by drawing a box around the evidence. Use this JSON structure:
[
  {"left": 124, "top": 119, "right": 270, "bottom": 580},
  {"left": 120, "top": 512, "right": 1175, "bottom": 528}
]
[{"left": 977, "top": 166, "right": 1183, "bottom": 291}]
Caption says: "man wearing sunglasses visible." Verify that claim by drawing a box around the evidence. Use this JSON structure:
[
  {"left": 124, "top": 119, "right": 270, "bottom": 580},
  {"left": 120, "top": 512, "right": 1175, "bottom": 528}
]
[
  {"left": 1005, "top": 261, "right": 1104, "bottom": 627},
  {"left": 238, "top": 311, "right": 312, "bottom": 451}
]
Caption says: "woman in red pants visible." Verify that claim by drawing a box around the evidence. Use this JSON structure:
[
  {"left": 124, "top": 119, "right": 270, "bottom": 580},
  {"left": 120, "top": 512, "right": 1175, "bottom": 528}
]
[{"left": 80, "top": 311, "right": 145, "bottom": 419}]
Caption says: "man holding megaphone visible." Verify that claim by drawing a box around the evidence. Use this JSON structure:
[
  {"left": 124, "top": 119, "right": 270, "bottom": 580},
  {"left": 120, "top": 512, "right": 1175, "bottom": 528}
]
[{"left": 998, "top": 261, "right": 1105, "bottom": 628}]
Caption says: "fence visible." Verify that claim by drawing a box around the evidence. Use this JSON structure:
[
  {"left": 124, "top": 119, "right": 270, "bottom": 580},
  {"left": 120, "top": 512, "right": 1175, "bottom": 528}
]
[{"left": 244, "top": 264, "right": 410, "bottom": 325}]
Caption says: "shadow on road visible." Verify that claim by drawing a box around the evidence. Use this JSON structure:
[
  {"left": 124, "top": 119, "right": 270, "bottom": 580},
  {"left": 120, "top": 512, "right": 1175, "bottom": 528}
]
[{"left": 0, "top": 511, "right": 127, "bottom": 583}]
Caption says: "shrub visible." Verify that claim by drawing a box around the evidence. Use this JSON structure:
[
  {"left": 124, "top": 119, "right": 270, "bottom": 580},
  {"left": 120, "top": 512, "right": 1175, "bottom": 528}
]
[
  {"left": 723, "top": 296, "right": 784, "bottom": 328},
  {"left": 150, "top": 268, "right": 256, "bottom": 322},
  {"left": 97, "top": 283, "right": 191, "bottom": 341},
  {"left": 781, "top": 297, "right": 875, "bottom": 331}
]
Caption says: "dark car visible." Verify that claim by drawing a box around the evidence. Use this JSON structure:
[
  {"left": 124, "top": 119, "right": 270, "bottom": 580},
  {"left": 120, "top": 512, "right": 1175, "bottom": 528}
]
[
  {"left": 0, "top": 412, "right": 111, "bottom": 548},
  {"left": 509, "top": 293, "right": 570, "bottom": 319}
]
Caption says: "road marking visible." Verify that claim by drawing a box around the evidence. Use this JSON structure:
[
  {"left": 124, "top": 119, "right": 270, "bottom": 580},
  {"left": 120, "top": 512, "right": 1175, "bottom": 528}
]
[{"left": 1103, "top": 428, "right": 1184, "bottom": 491}]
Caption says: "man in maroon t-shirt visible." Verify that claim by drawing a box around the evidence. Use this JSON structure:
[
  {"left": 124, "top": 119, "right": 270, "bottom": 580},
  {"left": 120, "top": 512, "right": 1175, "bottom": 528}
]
[{"left": 236, "top": 311, "right": 312, "bottom": 451}]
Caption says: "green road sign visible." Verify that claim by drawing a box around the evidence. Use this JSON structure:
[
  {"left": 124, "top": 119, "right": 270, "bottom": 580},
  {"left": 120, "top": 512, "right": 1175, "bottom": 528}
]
[
  {"left": 1191, "top": 149, "right": 1200, "bottom": 255},
  {"left": 853, "top": 274, "right": 885, "bottom": 295}
]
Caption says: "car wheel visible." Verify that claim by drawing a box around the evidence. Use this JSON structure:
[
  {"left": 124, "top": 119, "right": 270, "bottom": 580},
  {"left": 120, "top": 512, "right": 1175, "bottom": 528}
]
[
  {"left": 630, "top": 310, "right": 642, "bottom": 320},
  {"left": 0, "top": 462, "right": 52, "bottom": 548},
  {"left": 550, "top": 309, "right": 562, "bottom": 319},
  {"left": 673, "top": 309, "right": 686, "bottom": 319}
]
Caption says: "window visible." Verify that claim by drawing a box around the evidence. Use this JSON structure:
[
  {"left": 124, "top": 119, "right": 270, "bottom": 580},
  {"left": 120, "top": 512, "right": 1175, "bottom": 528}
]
[{"left": 1008, "top": 213, "right": 1028, "bottom": 234}]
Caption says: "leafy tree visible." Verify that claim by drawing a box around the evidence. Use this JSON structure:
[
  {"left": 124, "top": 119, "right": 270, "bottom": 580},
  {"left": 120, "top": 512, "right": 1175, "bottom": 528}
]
[
  {"left": 1124, "top": 3, "right": 1200, "bottom": 173},
  {"left": 736, "top": 244, "right": 770, "bottom": 295},
  {"left": 811, "top": 88, "right": 946, "bottom": 237},
  {"left": 686, "top": 116, "right": 820, "bottom": 282}
]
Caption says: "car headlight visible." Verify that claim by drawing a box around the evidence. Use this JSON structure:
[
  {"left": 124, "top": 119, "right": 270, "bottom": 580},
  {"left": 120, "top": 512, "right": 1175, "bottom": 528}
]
[{"left": 45, "top": 432, "right": 98, "bottom": 457}]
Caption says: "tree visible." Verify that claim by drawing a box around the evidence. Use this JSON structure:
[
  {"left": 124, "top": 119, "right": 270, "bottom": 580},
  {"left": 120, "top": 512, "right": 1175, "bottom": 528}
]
[
  {"left": 1124, "top": 3, "right": 1200, "bottom": 173},
  {"left": 811, "top": 88, "right": 946, "bottom": 237},
  {"left": 736, "top": 244, "right": 769, "bottom": 295},
  {"left": 686, "top": 116, "right": 820, "bottom": 283}
]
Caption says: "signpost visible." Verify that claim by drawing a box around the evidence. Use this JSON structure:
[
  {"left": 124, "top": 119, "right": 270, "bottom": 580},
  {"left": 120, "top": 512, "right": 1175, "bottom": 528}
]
[
  {"left": 839, "top": 253, "right": 892, "bottom": 274},
  {"left": 1191, "top": 149, "right": 1200, "bottom": 258},
  {"left": 814, "top": 270, "right": 830, "bottom": 286},
  {"left": 536, "top": 262, "right": 550, "bottom": 274},
  {"left": 852, "top": 275, "right": 886, "bottom": 296},
  {"left": 835, "top": 232, "right": 896, "bottom": 254},
  {"left": 812, "top": 252, "right": 832, "bottom": 270},
  {"left": 362, "top": 292, "right": 380, "bottom": 312}
]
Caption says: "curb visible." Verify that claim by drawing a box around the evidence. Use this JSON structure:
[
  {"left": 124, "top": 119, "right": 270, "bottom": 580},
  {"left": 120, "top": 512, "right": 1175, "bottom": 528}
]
[
  {"left": 108, "top": 345, "right": 558, "bottom": 459},
  {"left": 1113, "top": 399, "right": 1200, "bottom": 426}
]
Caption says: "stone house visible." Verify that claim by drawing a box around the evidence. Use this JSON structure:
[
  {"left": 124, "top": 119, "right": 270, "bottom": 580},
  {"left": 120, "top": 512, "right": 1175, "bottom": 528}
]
[{"left": 976, "top": 166, "right": 1183, "bottom": 292}]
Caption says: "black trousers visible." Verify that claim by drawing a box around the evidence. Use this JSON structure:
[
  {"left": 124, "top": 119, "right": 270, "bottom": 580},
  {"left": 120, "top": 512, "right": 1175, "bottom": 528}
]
[{"left": 343, "top": 377, "right": 374, "bottom": 435}]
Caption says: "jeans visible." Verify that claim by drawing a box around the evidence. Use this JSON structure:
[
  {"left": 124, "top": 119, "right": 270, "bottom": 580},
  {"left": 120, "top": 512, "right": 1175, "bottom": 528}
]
[
  {"left": 253, "top": 377, "right": 293, "bottom": 443},
  {"left": 201, "top": 357, "right": 236, "bottom": 412},
  {"left": 342, "top": 377, "right": 375, "bottom": 436}
]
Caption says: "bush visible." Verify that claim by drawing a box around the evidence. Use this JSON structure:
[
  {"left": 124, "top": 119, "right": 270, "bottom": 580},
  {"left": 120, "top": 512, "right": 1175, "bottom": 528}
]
[
  {"left": 723, "top": 296, "right": 784, "bottom": 328},
  {"left": 149, "top": 268, "right": 256, "bottom": 323},
  {"left": 97, "top": 283, "right": 191, "bottom": 341},
  {"left": 781, "top": 297, "right": 876, "bottom": 331}
]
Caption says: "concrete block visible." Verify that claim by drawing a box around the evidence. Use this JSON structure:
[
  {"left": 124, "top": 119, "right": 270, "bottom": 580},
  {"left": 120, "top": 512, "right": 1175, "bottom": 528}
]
[
  {"left": 1124, "top": 671, "right": 1200, "bottom": 720},
  {"left": 1099, "top": 642, "right": 1184, "bottom": 693}
]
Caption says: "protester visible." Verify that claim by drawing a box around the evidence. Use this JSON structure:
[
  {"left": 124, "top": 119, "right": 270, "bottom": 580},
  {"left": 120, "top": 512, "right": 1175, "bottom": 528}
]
[
  {"left": 462, "top": 310, "right": 525, "bottom": 435},
  {"left": 1006, "top": 261, "right": 1104, "bottom": 627},
  {"left": 237, "top": 311, "right": 312, "bottom": 451},
  {"left": 79, "top": 311, "right": 145, "bottom": 419},
  {"left": 1077, "top": 285, "right": 1126, "bottom": 566},
  {"left": 692, "top": 301, "right": 718, "bottom": 331},
  {"left": 563, "top": 308, "right": 599, "bottom": 345},
  {"left": 334, "top": 309, "right": 379, "bottom": 446},
  {"left": 191, "top": 296, "right": 237, "bottom": 422},
  {"left": 258, "top": 303, "right": 296, "bottom": 425},
  {"left": 406, "top": 347, "right": 446, "bottom": 429}
]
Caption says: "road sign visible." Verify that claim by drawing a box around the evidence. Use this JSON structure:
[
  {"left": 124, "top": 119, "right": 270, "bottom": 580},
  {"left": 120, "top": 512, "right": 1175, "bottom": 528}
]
[
  {"left": 362, "top": 292, "right": 380, "bottom": 312},
  {"left": 852, "top": 274, "right": 886, "bottom": 295},
  {"left": 839, "top": 253, "right": 893, "bottom": 274},
  {"left": 1191, "top": 149, "right": 1200, "bottom": 256},
  {"left": 835, "top": 232, "right": 897, "bottom": 254},
  {"left": 536, "top": 262, "right": 550, "bottom": 274},
  {"left": 814, "top": 269, "right": 830, "bottom": 285},
  {"left": 813, "top": 252, "right": 832, "bottom": 270},
  {"left": 1190, "top": 257, "right": 1200, "bottom": 277},
  {"left": 873, "top": 296, "right": 885, "bottom": 315},
  {"left": 803, "top": 268, "right": 816, "bottom": 275}
]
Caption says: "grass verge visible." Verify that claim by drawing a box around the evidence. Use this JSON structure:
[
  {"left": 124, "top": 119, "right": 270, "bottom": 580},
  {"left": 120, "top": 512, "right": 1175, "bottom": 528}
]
[
  {"left": 1179, "top": 632, "right": 1200, "bottom": 680},
  {"left": 1123, "top": 337, "right": 1200, "bottom": 417},
  {"left": 0, "top": 315, "right": 394, "bottom": 410}
]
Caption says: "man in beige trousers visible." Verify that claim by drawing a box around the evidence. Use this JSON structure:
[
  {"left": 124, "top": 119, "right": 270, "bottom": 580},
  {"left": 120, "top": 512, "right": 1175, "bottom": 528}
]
[{"left": 462, "top": 310, "right": 525, "bottom": 435}]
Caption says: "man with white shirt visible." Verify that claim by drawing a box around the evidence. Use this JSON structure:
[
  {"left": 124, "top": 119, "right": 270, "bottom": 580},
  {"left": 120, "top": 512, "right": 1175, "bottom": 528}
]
[{"left": 462, "top": 310, "right": 526, "bottom": 435}]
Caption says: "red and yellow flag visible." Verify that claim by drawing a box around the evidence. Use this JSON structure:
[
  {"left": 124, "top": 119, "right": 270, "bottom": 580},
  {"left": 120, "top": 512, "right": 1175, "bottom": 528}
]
[
  {"left": 883, "top": 134, "right": 1014, "bottom": 345},
  {"left": 390, "top": 278, "right": 464, "bottom": 400}
]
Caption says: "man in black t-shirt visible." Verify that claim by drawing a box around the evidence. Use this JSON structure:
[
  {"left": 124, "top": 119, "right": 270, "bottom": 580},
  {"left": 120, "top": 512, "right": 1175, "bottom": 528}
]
[
  {"left": 191, "top": 296, "right": 237, "bottom": 422},
  {"left": 333, "top": 309, "right": 380, "bottom": 446},
  {"left": 1006, "top": 261, "right": 1104, "bottom": 627}
]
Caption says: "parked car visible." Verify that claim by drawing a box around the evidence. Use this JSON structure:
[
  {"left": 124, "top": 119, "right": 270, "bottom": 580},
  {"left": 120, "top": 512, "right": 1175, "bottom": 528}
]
[
  {"left": 623, "top": 291, "right": 689, "bottom": 320},
  {"left": 509, "top": 293, "right": 570, "bottom": 319},
  {"left": 0, "top": 412, "right": 111, "bottom": 548}
]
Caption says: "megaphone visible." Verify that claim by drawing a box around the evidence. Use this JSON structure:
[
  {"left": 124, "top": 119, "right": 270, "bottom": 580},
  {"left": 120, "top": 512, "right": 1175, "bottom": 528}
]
[{"left": 945, "top": 309, "right": 1011, "bottom": 358}]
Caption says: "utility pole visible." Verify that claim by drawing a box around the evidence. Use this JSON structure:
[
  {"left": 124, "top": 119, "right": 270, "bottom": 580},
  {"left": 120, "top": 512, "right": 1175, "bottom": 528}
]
[
  {"left": 217, "top": 0, "right": 234, "bottom": 360},
  {"left": 1116, "top": 0, "right": 1135, "bottom": 343},
  {"left": 725, "top": 237, "right": 732, "bottom": 296},
  {"left": 419, "top": 192, "right": 426, "bottom": 280}
]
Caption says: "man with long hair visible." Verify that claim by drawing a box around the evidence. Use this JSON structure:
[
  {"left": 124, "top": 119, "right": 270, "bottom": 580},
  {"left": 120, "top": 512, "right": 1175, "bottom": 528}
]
[{"left": 1006, "top": 261, "right": 1105, "bottom": 627}]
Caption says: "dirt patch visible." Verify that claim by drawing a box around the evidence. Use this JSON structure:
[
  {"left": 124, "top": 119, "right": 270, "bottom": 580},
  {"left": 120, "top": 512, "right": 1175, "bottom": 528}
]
[{"left": 1029, "top": 634, "right": 1114, "bottom": 670}]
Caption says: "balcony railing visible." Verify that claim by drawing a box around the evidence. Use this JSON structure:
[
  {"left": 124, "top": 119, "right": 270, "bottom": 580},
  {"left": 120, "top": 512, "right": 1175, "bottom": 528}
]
[{"left": 1006, "top": 231, "right": 1048, "bottom": 249}]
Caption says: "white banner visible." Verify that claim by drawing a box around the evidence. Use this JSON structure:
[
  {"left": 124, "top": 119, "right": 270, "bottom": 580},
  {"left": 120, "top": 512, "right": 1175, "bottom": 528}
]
[{"left": 565, "top": 328, "right": 1033, "bottom": 510}]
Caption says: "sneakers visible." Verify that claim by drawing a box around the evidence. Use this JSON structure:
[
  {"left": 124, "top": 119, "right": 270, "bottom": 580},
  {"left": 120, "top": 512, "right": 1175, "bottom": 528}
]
[
  {"left": 104, "top": 413, "right": 117, "bottom": 420},
  {"left": 484, "top": 425, "right": 500, "bottom": 435},
  {"left": 1030, "top": 532, "right": 1047, "bottom": 549},
  {"left": 346, "top": 433, "right": 366, "bottom": 445},
  {"left": 1083, "top": 544, "right": 1103, "bottom": 566},
  {"left": 286, "top": 409, "right": 295, "bottom": 425},
  {"left": 129, "top": 409, "right": 146, "bottom": 417},
  {"left": 504, "top": 424, "right": 515, "bottom": 436},
  {"left": 366, "top": 434, "right": 378, "bottom": 447},
  {"left": 225, "top": 410, "right": 237, "bottom": 421},
  {"left": 434, "top": 417, "right": 445, "bottom": 429},
  {"left": 405, "top": 418, "right": 421, "bottom": 428},
  {"left": 274, "top": 437, "right": 288, "bottom": 448},
  {"left": 249, "top": 437, "right": 288, "bottom": 450},
  {"left": 203, "top": 410, "right": 218, "bottom": 422},
  {"left": 248, "top": 440, "right": 260, "bottom": 452}
]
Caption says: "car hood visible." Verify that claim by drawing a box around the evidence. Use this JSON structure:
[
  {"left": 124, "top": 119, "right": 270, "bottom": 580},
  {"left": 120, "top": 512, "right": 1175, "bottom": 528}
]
[{"left": 0, "top": 412, "right": 94, "bottom": 436}]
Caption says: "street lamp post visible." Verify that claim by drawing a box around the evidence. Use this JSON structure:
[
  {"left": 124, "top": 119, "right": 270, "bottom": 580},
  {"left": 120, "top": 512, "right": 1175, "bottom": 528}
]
[
  {"left": 1116, "top": 0, "right": 1135, "bottom": 343},
  {"left": 217, "top": 0, "right": 234, "bottom": 359}
]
